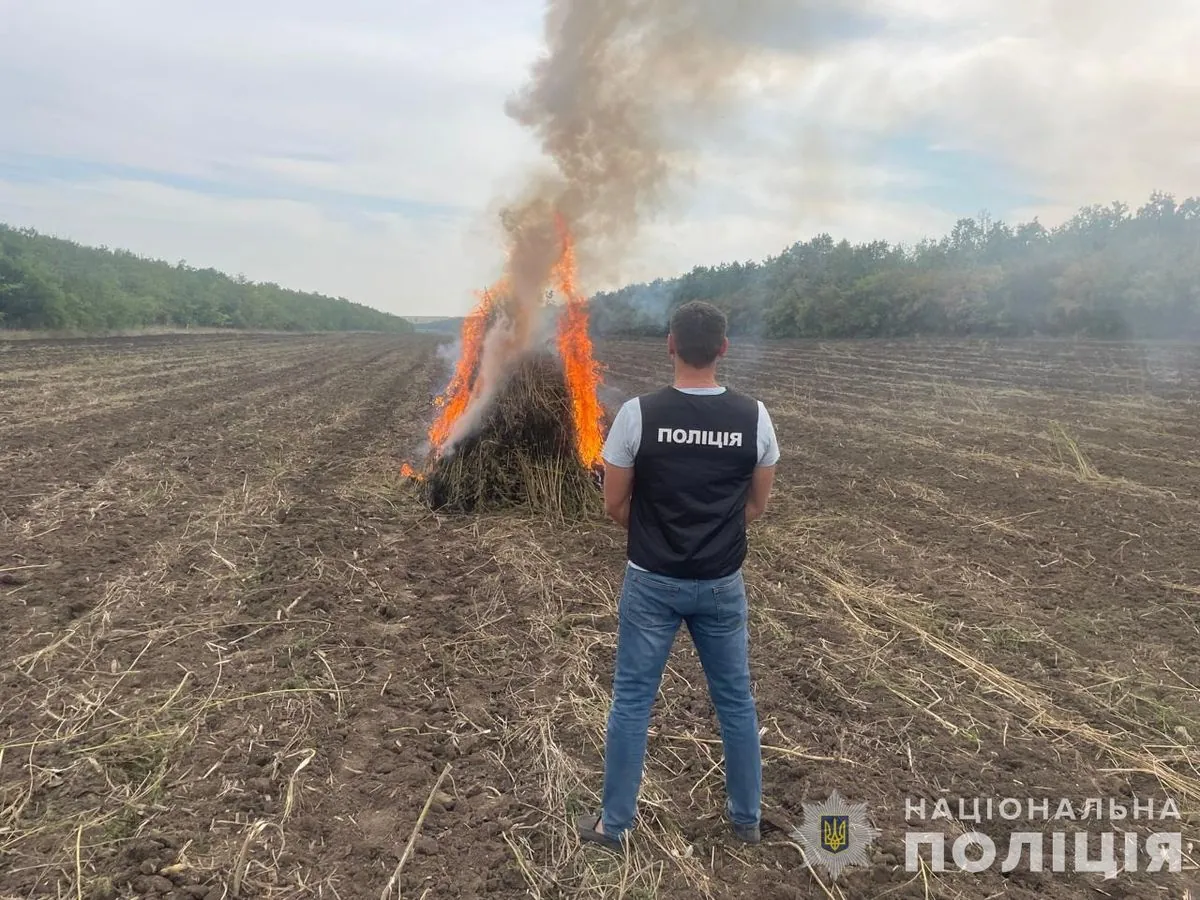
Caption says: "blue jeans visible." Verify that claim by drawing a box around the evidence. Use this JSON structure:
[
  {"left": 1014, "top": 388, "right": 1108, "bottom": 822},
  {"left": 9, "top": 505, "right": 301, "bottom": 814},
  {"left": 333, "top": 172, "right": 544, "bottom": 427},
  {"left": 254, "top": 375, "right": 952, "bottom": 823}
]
[{"left": 600, "top": 565, "right": 761, "bottom": 838}]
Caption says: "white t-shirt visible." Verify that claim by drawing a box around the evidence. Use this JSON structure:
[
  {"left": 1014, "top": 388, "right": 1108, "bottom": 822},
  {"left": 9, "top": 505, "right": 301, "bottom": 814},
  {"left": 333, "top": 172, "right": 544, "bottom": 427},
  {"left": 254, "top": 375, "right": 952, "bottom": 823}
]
[{"left": 601, "top": 386, "right": 780, "bottom": 469}]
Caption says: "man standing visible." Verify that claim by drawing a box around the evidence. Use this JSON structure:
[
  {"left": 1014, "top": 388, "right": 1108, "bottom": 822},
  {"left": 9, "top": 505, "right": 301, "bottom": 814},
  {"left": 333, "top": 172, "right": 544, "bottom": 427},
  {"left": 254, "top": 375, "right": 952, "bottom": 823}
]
[{"left": 577, "top": 300, "right": 779, "bottom": 852}]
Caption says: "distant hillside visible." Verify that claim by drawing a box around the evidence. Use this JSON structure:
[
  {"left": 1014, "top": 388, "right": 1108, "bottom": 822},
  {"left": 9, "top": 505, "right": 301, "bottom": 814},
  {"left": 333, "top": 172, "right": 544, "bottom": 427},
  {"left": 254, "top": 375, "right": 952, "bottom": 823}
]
[
  {"left": 407, "top": 316, "right": 465, "bottom": 335},
  {"left": 0, "top": 224, "right": 413, "bottom": 334}
]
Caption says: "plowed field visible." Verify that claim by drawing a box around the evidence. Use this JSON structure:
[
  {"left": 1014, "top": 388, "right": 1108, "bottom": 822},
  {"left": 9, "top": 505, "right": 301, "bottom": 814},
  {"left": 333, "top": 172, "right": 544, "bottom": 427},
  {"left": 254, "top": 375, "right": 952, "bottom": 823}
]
[{"left": 2, "top": 332, "right": 1198, "bottom": 899}]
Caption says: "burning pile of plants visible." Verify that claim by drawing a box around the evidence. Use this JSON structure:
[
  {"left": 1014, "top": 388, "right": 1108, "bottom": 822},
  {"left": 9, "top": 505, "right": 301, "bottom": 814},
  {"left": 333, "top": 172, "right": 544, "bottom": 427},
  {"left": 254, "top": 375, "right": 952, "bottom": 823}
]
[
  {"left": 404, "top": 219, "right": 608, "bottom": 516},
  {"left": 423, "top": 351, "right": 601, "bottom": 515}
]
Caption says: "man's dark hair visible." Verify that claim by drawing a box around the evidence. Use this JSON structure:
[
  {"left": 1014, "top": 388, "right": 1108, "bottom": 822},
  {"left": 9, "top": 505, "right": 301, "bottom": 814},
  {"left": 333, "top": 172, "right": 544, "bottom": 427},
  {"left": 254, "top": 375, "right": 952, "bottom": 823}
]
[{"left": 669, "top": 301, "right": 727, "bottom": 368}]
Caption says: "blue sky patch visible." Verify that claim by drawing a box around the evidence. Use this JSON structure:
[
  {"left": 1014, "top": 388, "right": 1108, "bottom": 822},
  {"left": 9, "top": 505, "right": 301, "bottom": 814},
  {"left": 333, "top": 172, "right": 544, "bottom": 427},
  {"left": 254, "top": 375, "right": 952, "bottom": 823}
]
[
  {"left": 0, "top": 152, "right": 466, "bottom": 222},
  {"left": 879, "top": 132, "right": 1047, "bottom": 221}
]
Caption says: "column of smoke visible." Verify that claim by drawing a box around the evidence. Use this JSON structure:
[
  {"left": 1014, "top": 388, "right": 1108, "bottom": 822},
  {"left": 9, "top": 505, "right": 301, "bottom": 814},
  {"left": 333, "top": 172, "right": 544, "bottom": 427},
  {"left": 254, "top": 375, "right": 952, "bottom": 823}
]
[{"left": 441, "top": 0, "right": 806, "bottom": 453}]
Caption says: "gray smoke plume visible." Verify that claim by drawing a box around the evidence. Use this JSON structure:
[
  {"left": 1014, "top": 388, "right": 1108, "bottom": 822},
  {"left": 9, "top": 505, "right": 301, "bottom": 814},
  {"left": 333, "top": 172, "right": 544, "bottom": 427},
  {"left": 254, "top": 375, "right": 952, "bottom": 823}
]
[
  {"left": 503, "top": 0, "right": 809, "bottom": 288},
  {"left": 440, "top": 0, "right": 817, "bottom": 451}
]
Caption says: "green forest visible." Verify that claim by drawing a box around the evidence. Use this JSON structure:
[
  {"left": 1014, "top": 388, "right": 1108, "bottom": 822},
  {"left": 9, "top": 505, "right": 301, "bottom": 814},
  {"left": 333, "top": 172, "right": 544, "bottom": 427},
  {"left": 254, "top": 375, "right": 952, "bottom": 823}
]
[
  {"left": 0, "top": 225, "right": 412, "bottom": 334},
  {"left": 589, "top": 191, "right": 1200, "bottom": 340},
  {"left": 6, "top": 191, "right": 1199, "bottom": 340}
]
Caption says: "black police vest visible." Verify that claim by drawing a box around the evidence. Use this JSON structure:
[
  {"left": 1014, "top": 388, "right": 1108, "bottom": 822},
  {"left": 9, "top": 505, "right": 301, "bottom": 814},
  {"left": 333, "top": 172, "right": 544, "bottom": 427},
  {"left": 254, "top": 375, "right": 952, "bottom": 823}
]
[{"left": 627, "top": 386, "right": 760, "bottom": 580}]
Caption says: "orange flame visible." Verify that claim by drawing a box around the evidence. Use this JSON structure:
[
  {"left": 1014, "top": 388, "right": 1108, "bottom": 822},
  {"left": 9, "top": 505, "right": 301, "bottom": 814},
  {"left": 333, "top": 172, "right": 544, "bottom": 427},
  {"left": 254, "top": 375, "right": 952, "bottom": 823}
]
[
  {"left": 428, "top": 285, "right": 497, "bottom": 450},
  {"left": 400, "top": 462, "right": 424, "bottom": 481},
  {"left": 552, "top": 218, "right": 604, "bottom": 469},
  {"left": 426, "top": 217, "right": 604, "bottom": 471}
]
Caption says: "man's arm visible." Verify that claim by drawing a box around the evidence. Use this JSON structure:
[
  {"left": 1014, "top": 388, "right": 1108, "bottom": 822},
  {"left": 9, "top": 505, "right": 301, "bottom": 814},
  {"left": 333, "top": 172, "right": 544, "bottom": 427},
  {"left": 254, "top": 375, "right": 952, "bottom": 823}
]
[
  {"left": 748, "top": 401, "right": 780, "bottom": 524},
  {"left": 604, "top": 463, "right": 634, "bottom": 528},
  {"left": 600, "top": 399, "right": 639, "bottom": 528},
  {"left": 745, "top": 464, "right": 775, "bottom": 524}
]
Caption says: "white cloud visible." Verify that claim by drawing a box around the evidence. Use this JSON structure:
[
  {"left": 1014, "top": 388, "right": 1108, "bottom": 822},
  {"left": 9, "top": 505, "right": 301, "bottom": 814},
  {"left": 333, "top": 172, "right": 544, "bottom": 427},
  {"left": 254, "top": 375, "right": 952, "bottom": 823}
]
[
  {"left": 2, "top": 0, "right": 1198, "bottom": 317},
  {"left": 1, "top": 1, "right": 546, "bottom": 207},
  {"left": 788, "top": 0, "right": 1200, "bottom": 205}
]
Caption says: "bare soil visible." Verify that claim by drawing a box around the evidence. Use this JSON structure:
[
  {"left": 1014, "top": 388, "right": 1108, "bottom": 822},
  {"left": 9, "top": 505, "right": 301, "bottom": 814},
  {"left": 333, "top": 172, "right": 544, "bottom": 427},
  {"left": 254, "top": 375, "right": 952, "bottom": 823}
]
[{"left": 2, "top": 332, "right": 1198, "bottom": 899}]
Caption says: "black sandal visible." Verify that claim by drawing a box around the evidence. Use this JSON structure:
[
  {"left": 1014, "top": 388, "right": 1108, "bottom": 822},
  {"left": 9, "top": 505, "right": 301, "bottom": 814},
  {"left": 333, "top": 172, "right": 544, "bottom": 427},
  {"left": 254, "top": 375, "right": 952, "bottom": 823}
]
[{"left": 576, "top": 810, "right": 623, "bottom": 853}]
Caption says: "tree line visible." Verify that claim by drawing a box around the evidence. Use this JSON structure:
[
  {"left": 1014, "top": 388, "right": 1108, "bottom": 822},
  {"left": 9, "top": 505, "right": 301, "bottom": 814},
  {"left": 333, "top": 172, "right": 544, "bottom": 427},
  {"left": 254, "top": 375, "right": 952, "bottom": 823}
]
[
  {"left": 588, "top": 191, "right": 1200, "bottom": 340},
  {"left": 0, "top": 224, "right": 412, "bottom": 334}
]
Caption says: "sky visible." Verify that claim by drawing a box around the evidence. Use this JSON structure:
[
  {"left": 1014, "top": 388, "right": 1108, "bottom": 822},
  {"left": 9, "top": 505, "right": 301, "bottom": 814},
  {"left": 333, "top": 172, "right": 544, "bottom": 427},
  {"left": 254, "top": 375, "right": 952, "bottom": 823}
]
[{"left": 2, "top": 0, "right": 1198, "bottom": 318}]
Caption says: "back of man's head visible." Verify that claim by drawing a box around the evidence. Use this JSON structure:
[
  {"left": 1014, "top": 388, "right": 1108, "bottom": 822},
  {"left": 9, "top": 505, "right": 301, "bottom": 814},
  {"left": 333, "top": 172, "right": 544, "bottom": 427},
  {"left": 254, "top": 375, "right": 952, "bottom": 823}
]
[{"left": 670, "top": 301, "right": 727, "bottom": 368}]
